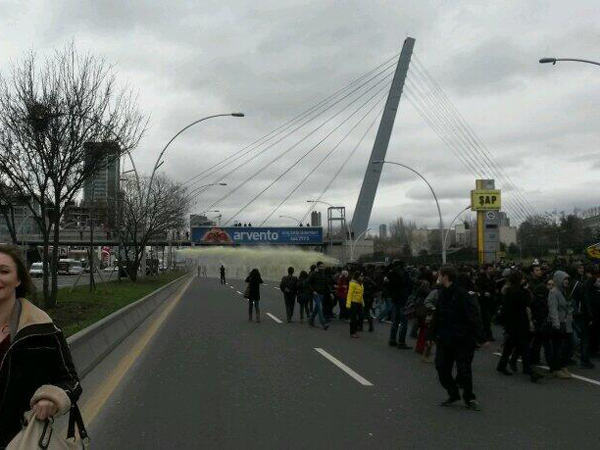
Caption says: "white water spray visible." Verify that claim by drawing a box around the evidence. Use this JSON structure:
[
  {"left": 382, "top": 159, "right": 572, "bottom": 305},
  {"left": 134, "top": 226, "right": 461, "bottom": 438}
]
[{"left": 176, "top": 246, "right": 338, "bottom": 281}]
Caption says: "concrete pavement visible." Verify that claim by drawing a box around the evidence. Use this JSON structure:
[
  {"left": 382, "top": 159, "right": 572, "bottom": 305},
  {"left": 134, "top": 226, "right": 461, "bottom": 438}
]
[{"left": 84, "top": 277, "right": 600, "bottom": 449}]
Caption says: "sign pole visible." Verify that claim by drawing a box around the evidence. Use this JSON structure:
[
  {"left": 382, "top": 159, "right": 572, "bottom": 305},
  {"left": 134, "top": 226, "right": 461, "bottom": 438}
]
[{"left": 476, "top": 180, "right": 485, "bottom": 265}]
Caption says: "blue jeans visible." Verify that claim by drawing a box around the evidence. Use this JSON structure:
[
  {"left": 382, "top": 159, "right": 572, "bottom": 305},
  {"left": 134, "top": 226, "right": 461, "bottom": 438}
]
[
  {"left": 309, "top": 293, "right": 327, "bottom": 327},
  {"left": 377, "top": 297, "right": 392, "bottom": 321},
  {"left": 389, "top": 303, "right": 408, "bottom": 344}
]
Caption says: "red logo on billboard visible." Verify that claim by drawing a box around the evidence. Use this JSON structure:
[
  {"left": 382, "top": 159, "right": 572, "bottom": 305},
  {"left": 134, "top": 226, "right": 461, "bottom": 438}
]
[{"left": 201, "top": 227, "right": 233, "bottom": 244}]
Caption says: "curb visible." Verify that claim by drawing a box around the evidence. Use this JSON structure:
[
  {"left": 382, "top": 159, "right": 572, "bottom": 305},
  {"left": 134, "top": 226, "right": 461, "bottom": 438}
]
[{"left": 67, "top": 273, "right": 192, "bottom": 378}]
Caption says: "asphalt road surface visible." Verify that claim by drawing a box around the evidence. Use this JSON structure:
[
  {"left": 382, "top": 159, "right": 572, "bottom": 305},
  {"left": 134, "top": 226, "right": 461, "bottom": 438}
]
[{"left": 84, "top": 277, "right": 600, "bottom": 449}]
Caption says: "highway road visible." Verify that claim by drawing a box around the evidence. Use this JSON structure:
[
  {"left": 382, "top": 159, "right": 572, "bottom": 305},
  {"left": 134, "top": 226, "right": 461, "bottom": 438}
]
[{"left": 81, "top": 277, "right": 600, "bottom": 449}]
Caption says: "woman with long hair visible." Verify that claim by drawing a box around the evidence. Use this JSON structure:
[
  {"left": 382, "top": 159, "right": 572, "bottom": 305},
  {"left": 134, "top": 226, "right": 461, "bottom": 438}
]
[
  {"left": 245, "top": 268, "right": 264, "bottom": 323},
  {"left": 0, "top": 246, "right": 82, "bottom": 448}
]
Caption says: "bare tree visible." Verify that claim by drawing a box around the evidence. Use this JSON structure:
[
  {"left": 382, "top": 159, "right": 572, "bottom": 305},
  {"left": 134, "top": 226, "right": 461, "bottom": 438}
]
[
  {"left": 389, "top": 217, "right": 417, "bottom": 247},
  {"left": 119, "top": 174, "right": 191, "bottom": 281},
  {"left": 0, "top": 43, "right": 146, "bottom": 307}
]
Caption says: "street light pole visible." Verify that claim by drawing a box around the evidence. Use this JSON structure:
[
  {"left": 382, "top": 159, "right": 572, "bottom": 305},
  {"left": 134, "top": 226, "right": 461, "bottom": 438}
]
[
  {"left": 350, "top": 228, "right": 371, "bottom": 262},
  {"left": 539, "top": 57, "right": 600, "bottom": 67},
  {"left": 140, "top": 113, "right": 244, "bottom": 278},
  {"left": 373, "top": 160, "right": 446, "bottom": 265},
  {"left": 443, "top": 205, "right": 471, "bottom": 257},
  {"left": 279, "top": 215, "right": 302, "bottom": 226}
]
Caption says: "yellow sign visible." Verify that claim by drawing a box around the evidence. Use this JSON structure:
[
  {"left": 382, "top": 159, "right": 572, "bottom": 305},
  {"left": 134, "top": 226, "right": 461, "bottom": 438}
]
[
  {"left": 497, "top": 251, "right": 506, "bottom": 258},
  {"left": 586, "top": 243, "right": 600, "bottom": 260},
  {"left": 471, "top": 189, "right": 501, "bottom": 211}
]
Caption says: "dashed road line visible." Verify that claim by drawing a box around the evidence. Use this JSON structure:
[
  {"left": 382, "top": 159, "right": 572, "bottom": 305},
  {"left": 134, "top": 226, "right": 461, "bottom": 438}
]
[
  {"left": 492, "top": 352, "right": 600, "bottom": 387},
  {"left": 274, "top": 287, "right": 280, "bottom": 290},
  {"left": 236, "top": 291, "right": 242, "bottom": 295},
  {"left": 266, "top": 312, "right": 283, "bottom": 324},
  {"left": 314, "top": 348, "right": 373, "bottom": 386}
]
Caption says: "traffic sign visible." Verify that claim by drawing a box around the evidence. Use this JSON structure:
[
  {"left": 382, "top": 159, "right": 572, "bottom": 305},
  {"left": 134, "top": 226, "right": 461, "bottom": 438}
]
[{"left": 471, "top": 189, "right": 501, "bottom": 211}]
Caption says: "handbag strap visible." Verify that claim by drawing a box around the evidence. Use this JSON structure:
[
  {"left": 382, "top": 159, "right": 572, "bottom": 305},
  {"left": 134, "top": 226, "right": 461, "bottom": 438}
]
[{"left": 67, "top": 403, "right": 89, "bottom": 442}]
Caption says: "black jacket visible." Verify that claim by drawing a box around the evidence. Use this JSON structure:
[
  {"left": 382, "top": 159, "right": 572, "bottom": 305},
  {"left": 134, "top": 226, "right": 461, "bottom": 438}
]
[
  {"left": 428, "top": 283, "right": 484, "bottom": 346},
  {"left": 529, "top": 277, "right": 549, "bottom": 331},
  {"left": 501, "top": 284, "right": 531, "bottom": 337},
  {"left": 385, "top": 266, "right": 411, "bottom": 305},
  {"left": 280, "top": 275, "right": 298, "bottom": 298},
  {"left": 0, "top": 299, "right": 82, "bottom": 448},
  {"left": 245, "top": 273, "right": 263, "bottom": 301},
  {"left": 308, "top": 270, "right": 330, "bottom": 296}
]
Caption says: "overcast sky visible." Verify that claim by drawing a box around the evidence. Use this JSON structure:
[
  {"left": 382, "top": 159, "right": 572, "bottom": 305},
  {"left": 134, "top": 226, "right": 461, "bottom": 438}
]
[{"left": 1, "top": 0, "right": 598, "bottom": 231}]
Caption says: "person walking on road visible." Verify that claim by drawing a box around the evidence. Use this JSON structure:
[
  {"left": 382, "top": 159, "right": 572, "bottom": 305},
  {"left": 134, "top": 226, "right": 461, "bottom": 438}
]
[
  {"left": 246, "top": 268, "right": 263, "bottom": 323},
  {"left": 280, "top": 267, "right": 298, "bottom": 323},
  {"left": 387, "top": 261, "right": 412, "bottom": 349},
  {"left": 347, "top": 271, "right": 365, "bottom": 338},
  {"left": 335, "top": 270, "right": 350, "bottom": 321},
  {"left": 308, "top": 261, "right": 330, "bottom": 330},
  {"left": 476, "top": 264, "right": 497, "bottom": 342},
  {"left": 547, "top": 270, "right": 574, "bottom": 379},
  {"left": 297, "top": 270, "right": 311, "bottom": 322},
  {"left": 0, "top": 246, "right": 83, "bottom": 448},
  {"left": 220, "top": 265, "right": 227, "bottom": 285},
  {"left": 496, "top": 271, "right": 543, "bottom": 382},
  {"left": 428, "top": 266, "right": 487, "bottom": 411}
]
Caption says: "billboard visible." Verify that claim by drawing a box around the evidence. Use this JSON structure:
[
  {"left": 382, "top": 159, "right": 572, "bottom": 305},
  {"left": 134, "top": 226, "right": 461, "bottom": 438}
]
[{"left": 191, "top": 226, "right": 323, "bottom": 245}]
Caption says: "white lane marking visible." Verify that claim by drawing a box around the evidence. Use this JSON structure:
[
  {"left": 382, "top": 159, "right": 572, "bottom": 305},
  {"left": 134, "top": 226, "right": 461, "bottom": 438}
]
[
  {"left": 314, "top": 348, "right": 373, "bottom": 386},
  {"left": 229, "top": 285, "right": 234, "bottom": 289},
  {"left": 274, "top": 287, "right": 280, "bottom": 290},
  {"left": 492, "top": 352, "right": 600, "bottom": 387},
  {"left": 266, "top": 313, "right": 283, "bottom": 324},
  {"left": 236, "top": 291, "right": 242, "bottom": 295}
]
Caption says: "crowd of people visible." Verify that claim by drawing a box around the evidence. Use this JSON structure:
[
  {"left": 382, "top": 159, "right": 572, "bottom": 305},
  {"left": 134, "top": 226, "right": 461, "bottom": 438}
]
[{"left": 249, "top": 257, "right": 600, "bottom": 410}]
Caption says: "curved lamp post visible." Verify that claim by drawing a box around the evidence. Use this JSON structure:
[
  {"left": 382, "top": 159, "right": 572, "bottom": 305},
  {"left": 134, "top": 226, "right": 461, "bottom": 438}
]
[
  {"left": 443, "top": 205, "right": 471, "bottom": 256},
  {"left": 350, "top": 227, "right": 371, "bottom": 262},
  {"left": 279, "top": 215, "right": 302, "bottom": 226},
  {"left": 140, "top": 113, "right": 244, "bottom": 276},
  {"left": 373, "top": 160, "right": 446, "bottom": 264},
  {"left": 539, "top": 57, "right": 600, "bottom": 67}
]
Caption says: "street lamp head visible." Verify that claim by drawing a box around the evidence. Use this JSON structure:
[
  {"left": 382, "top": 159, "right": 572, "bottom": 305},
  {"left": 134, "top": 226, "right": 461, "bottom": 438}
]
[
  {"left": 231, "top": 112, "right": 245, "bottom": 117},
  {"left": 539, "top": 57, "right": 557, "bottom": 65},
  {"left": 307, "top": 200, "right": 314, "bottom": 203},
  {"left": 372, "top": 160, "right": 384, "bottom": 165},
  {"left": 218, "top": 183, "right": 228, "bottom": 186}
]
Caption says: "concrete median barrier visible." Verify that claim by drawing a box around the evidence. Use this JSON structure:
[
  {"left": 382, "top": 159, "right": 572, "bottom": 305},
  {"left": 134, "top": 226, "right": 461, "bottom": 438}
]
[{"left": 67, "top": 273, "right": 192, "bottom": 378}]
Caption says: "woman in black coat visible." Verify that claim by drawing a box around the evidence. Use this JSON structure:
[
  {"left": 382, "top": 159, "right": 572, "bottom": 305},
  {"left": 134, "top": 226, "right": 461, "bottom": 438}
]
[
  {"left": 0, "top": 246, "right": 82, "bottom": 448},
  {"left": 245, "top": 268, "right": 264, "bottom": 323},
  {"left": 496, "top": 270, "right": 542, "bottom": 382}
]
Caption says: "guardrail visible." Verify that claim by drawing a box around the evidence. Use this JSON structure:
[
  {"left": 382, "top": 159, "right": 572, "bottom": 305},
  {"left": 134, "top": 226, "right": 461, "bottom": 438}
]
[{"left": 67, "top": 273, "right": 192, "bottom": 378}]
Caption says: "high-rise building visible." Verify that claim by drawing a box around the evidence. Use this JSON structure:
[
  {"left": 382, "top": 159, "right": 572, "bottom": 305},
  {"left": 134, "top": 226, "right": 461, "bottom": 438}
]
[
  {"left": 379, "top": 224, "right": 387, "bottom": 239},
  {"left": 311, "top": 211, "right": 322, "bottom": 227},
  {"left": 83, "top": 142, "right": 121, "bottom": 204}
]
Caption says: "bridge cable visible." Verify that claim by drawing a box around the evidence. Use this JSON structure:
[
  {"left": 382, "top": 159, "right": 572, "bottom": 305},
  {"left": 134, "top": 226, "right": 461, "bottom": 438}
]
[
  {"left": 188, "top": 63, "right": 398, "bottom": 204},
  {"left": 260, "top": 90, "right": 389, "bottom": 226},
  {"left": 222, "top": 79, "right": 394, "bottom": 225},
  {"left": 299, "top": 108, "right": 384, "bottom": 224},
  {"left": 201, "top": 72, "right": 395, "bottom": 213},
  {"left": 182, "top": 54, "right": 400, "bottom": 190}
]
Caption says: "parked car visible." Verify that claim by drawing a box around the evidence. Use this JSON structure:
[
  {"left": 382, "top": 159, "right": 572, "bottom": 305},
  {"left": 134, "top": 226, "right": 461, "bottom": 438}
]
[
  {"left": 29, "top": 262, "right": 44, "bottom": 278},
  {"left": 58, "top": 259, "right": 84, "bottom": 275}
]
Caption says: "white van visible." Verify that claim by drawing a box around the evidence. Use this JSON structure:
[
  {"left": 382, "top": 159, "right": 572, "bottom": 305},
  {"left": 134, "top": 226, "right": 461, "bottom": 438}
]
[{"left": 29, "top": 262, "right": 44, "bottom": 278}]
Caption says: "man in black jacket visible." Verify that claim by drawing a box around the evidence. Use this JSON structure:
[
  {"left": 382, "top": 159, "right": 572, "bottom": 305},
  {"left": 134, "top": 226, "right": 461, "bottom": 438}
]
[
  {"left": 280, "top": 267, "right": 298, "bottom": 323},
  {"left": 475, "top": 264, "right": 496, "bottom": 341},
  {"left": 308, "top": 262, "right": 330, "bottom": 330},
  {"left": 387, "top": 261, "right": 412, "bottom": 349},
  {"left": 429, "top": 266, "right": 487, "bottom": 411}
]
